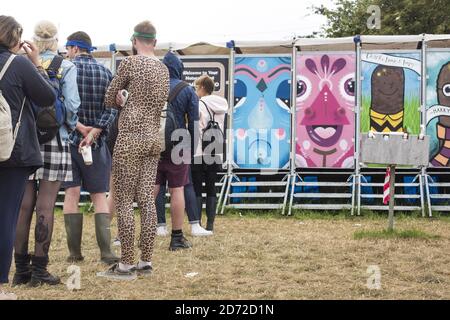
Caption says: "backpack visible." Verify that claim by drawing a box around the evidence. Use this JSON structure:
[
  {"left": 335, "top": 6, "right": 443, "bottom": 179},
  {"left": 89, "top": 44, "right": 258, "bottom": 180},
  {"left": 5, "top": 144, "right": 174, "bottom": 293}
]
[
  {"left": 200, "top": 100, "right": 224, "bottom": 157},
  {"left": 0, "top": 54, "right": 26, "bottom": 162},
  {"left": 159, "top": 81, "right": 189, "bottom": 154},
  {"left": 32, "top": 55, "right": 66, "bottom": 148}
]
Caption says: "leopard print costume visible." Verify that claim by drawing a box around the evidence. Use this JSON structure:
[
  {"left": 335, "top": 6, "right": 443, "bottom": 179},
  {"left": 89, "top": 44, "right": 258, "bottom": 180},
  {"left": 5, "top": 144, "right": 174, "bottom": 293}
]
[{"left": 105, "top": 55, "right": 169, "bottom": 265}]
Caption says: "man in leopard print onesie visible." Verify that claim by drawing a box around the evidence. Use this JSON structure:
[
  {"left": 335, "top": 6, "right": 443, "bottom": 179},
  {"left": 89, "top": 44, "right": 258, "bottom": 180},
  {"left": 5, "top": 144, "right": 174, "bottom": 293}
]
[{"left": 100, "top": 21, "right": 169, "bottom": 279}]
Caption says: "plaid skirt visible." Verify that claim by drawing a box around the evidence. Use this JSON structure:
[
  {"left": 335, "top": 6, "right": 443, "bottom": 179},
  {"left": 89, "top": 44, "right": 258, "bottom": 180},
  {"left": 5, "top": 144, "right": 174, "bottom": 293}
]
[{"left": 30, "top": 136, "right": 73, "bottom": 182}]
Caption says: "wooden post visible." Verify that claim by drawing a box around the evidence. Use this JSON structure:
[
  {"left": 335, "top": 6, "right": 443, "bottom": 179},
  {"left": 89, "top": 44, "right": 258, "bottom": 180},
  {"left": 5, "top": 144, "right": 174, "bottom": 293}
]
[{"left": 388, "top": 164, "right": 396, "bottom": 231}]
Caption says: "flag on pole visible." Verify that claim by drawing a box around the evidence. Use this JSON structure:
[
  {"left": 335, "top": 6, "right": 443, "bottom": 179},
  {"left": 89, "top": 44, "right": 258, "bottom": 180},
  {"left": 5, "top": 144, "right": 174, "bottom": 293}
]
[{"left": 383, "top": 167, "right": 391, "bottom": 205}]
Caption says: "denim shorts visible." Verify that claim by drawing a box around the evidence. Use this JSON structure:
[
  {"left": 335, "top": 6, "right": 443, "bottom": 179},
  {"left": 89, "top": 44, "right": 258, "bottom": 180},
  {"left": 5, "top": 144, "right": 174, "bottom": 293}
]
[{"left": 63, "top": 143, "right": 111, "bottom": 193}]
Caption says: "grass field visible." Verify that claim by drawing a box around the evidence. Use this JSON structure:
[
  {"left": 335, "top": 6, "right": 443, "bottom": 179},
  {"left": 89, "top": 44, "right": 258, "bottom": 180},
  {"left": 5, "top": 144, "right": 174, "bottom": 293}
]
[{"left": 9, "top": 209, "right": 450, "bottom": 300}]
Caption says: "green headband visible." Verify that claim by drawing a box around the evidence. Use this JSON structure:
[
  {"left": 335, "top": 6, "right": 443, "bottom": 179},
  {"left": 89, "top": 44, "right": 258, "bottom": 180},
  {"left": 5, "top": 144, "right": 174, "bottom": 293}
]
[{"left": 131, "top": 32, "right": 156, "bottom": 40}]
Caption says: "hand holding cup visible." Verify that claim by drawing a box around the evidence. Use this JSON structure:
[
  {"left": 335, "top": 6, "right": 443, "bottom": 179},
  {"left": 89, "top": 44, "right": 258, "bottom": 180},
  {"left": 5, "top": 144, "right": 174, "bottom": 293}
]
[
  {"left": 116, "top": 90, "right": 129, "bottom": 107},
  {"left": 80, "top": 145, "right": 93, "bottom": 165}
]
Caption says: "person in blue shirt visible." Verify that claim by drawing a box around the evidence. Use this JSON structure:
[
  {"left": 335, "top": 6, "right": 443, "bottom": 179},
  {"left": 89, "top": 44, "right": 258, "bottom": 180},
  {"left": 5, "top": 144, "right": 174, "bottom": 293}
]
[
  {"left": 156, "top": 52, "right": 213, "bottom": 239},
  {"left": 154, "top": 52, "right": 204, "bottom": 250}
]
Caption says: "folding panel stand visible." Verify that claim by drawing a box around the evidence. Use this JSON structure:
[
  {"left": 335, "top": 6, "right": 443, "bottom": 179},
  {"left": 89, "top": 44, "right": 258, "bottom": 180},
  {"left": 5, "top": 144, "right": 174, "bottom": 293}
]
[
  {"left": 355, "top": 36, "right": 426, "bottom": 216},
  {"left": 217, "top": 43, "right": 235, "bottom": 214},
  {"left": 221, "top": 169, "right": 291, "bottom": 214},
  {"left": 287, "top": 44, "right": 298, "bottom": 216},
  {"left": 422, "top": 37, "right": 450, "bottom": 217},
  {"left": 288, "top": 42, "right": 357, "bottom": 215},
  {"left": 420, "top": 35, "right": 433, "bottom": 217},
  {"left": 424, "top": 169, "right": 450, "bottom": 216},
  {"left": 219, "top": 44, "right": 242, "bottom": 215},
  {"left": 419, "top": 35, "right": 450, "bottom": 218},
  {"left": 289, "top": 170, "right": 355, "bottom": 215},
  {"left": 354, "top": 36, "right": 362, "bottom": 216},
  {"left": 219, "top": 43, "right": 292, "bottom": 215}
]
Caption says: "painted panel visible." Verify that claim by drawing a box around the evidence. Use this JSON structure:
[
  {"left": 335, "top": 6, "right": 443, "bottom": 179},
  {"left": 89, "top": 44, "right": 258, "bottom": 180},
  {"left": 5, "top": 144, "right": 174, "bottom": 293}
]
[
  {"left": 361, "top": 51, "right": 421, "bottom": 135},
  {"left": 426, "top": 51, "right": 450, "bottom": 167},
  {"left": 232, "top": 56, "right": 291, "bottom": 169},
  {"left": 295, "top": 53, "right": 356, "bottom": 168}
]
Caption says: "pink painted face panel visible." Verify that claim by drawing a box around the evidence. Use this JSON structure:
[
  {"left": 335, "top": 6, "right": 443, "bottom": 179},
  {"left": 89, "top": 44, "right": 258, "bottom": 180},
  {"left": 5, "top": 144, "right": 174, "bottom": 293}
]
[{"left": 296, "top": 53, "right": 356, "bottom": 168}]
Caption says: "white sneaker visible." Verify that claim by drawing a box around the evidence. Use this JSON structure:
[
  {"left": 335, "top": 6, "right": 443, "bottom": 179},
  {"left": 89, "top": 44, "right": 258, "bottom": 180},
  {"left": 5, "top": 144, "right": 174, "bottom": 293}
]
[
  {"left": 191, "top": 223, "right": 213, "bottom": 237},
  {"left": 0, "top": 290, "right": 17, "bottom": 300},
  {"left": 156, "top": 225, "right": 169, "bottom": 237}
]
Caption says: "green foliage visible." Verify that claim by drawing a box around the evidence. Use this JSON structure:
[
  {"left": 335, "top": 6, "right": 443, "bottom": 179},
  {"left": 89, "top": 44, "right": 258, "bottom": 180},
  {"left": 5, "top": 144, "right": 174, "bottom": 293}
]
[{"left": 313, "top": 0, "right": 450, "bottom": 37}]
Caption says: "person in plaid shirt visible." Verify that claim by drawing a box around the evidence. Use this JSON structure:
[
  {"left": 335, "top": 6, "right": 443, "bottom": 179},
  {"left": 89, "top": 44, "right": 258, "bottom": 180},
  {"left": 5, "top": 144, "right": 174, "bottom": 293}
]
[{"left": 62, "top": 31, "right": 118, "bottom": 265}]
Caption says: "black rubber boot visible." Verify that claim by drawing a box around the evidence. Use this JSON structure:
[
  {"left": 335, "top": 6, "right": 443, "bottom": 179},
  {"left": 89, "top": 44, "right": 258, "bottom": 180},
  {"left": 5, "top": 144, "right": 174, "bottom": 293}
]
[
  {"left": 206, "top": 197, "right": 217, "bottom": 231},
  {"left": 30, "top": 255, "right": 61, "bottom": 287},
  {"left": 95, "top": 213, "right": 119, "bottom": 264},
  {"left": 169, "top": 232, "right": 192, "bottom": 251},
  {"left": 196, "top": 197, "right": 203, "bottom": 225},
  {"left": 12, "top": 253, "right": 31, "bottom": 286},
  {"left": 64, "top": 213, "right": 84, "bottom": 262}
]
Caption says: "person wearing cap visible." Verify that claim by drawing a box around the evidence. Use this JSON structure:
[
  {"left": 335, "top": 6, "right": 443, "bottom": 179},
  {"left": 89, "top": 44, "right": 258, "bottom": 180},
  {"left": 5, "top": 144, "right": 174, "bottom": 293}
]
[
  {"left": 12, "top": 20, "right": 80, "bottom": 288},
  {"left": 62, "top": 31, "right": 119, "bottom": 265}
]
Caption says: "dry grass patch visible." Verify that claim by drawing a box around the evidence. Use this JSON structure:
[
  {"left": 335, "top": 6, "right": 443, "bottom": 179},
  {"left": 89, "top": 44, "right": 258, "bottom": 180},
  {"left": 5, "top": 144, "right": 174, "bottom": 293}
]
[{"left": 8, "top": 211, "right": 450, "bottom": 300}]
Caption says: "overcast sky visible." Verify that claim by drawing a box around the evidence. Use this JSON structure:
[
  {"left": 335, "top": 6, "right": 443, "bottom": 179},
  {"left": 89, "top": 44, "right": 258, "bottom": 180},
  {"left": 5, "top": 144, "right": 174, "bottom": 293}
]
[{"left": 3, "top": 0, "right": 334, "bottom": 47}]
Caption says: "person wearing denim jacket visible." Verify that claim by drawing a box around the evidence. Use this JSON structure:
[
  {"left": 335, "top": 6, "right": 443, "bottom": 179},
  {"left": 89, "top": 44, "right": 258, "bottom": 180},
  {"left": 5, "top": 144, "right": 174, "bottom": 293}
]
[
  {"left": 12, "top": 21, "right": 80, "bottom": 288},
  {"left": 39, "top": 50, "right": 80, "bottom": 141}
]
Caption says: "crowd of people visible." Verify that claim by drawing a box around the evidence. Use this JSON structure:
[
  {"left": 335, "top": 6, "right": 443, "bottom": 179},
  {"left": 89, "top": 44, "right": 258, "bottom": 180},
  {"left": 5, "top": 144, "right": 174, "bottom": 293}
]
[{"left": 0, "top": 16, "right": 228, "bottom": 299}]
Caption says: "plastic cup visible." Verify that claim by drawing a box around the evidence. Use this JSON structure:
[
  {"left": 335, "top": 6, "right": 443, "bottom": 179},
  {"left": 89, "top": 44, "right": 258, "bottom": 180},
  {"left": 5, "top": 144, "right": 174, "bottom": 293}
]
[
  {"left": 120, "top": 90, "right": 129, "bottom": 107},
  {"left": 80, "top": 146, "right": 93, "bottom": 165}
]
